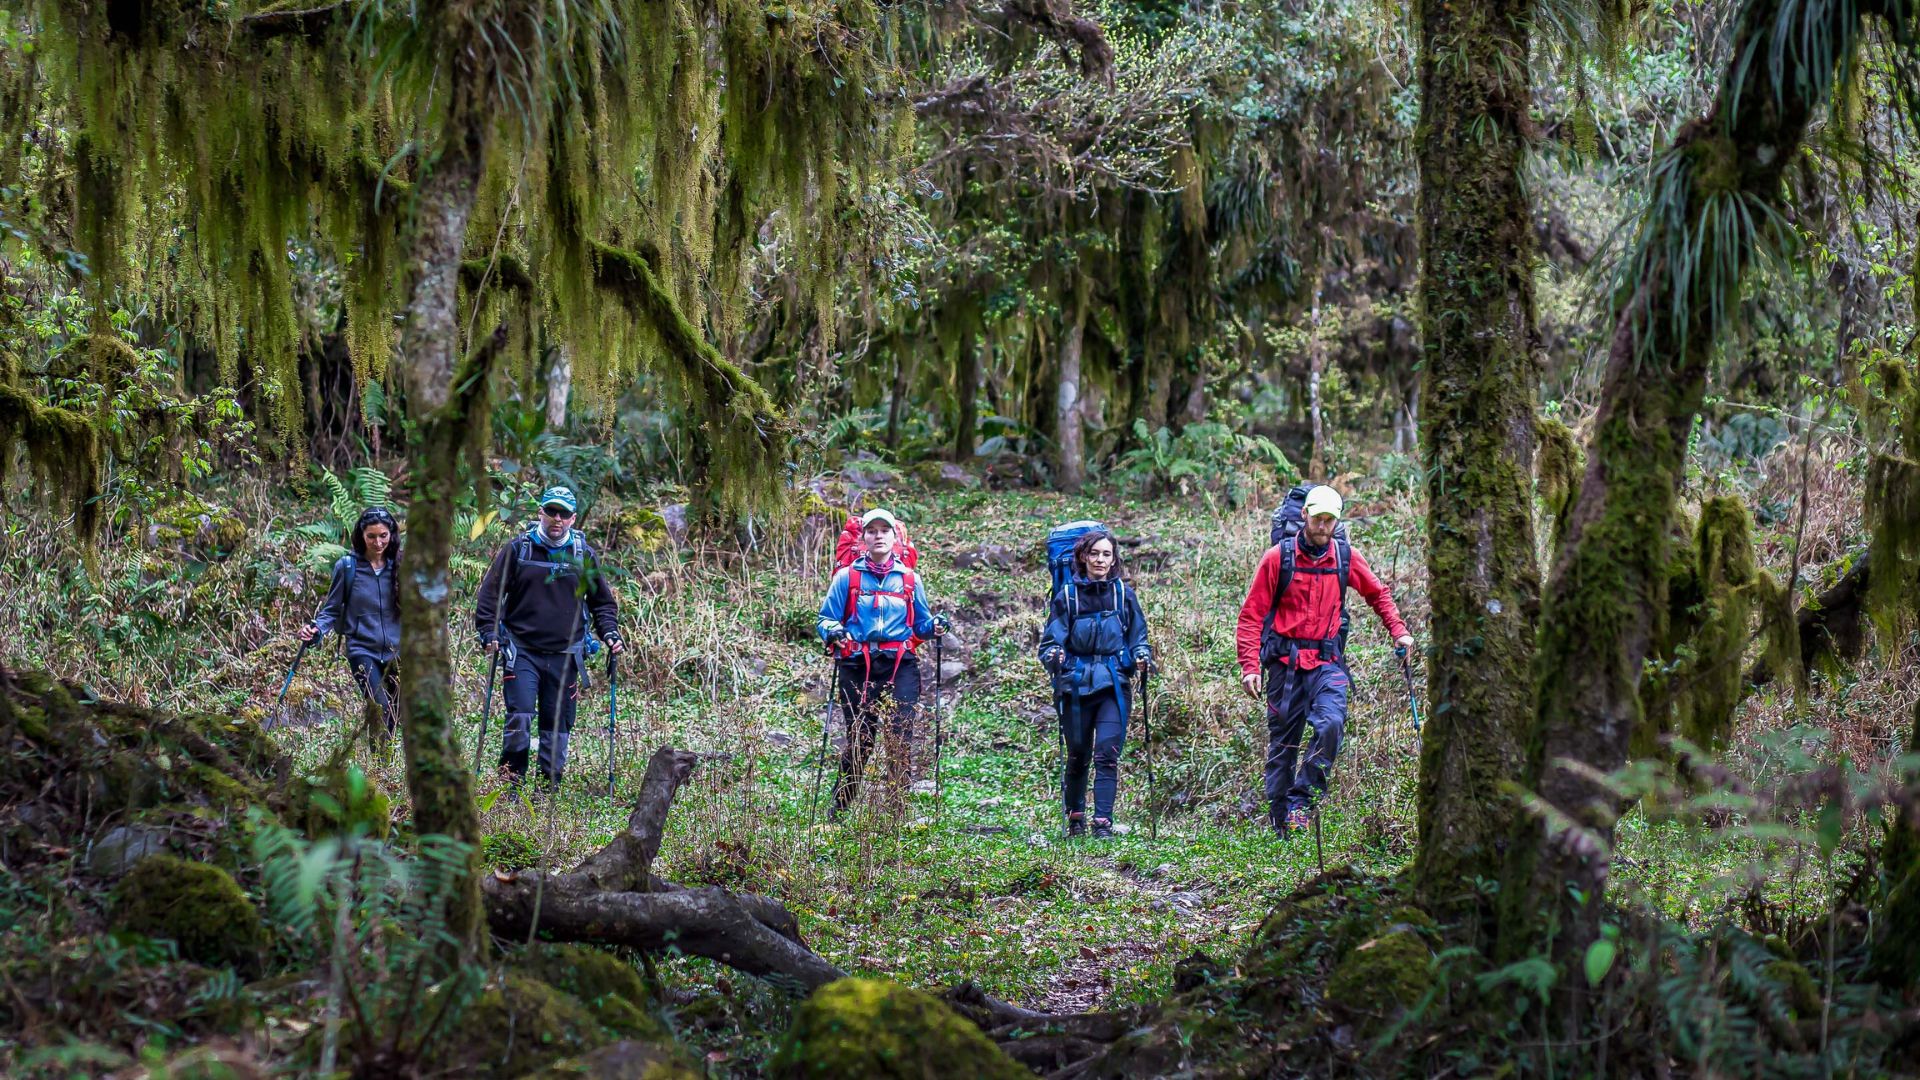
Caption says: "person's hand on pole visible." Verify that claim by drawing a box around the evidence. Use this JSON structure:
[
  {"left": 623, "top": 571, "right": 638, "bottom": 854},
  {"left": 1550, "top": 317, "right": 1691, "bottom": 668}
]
[
  {"left": 482, "top": 636, "right": 501, "bottom": 656},
  {"left": 1240, "top": 671, "right": 1262, "bottom": 700},
  {"left": 1134, "top": 647, "right": 1158, "bottom": 678},
  {"left": 297, "top": 623, "right": 318, "bottom": 643},
  {"left": 1394, "top": 635, "right": 1414, "bottom": 651},
  {"left": 605, "top": 633, "right": 625, "bottom": 656},
  {"left": 932, "top": 613, "right": 951, "bottom": 637}
]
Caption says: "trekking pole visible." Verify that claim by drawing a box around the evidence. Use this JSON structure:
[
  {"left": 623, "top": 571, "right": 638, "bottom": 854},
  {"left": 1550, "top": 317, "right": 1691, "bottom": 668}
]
[
  {"left": 1312, "top": 800, "right": 1326, "bottom": 876},
  {"left": 933, "top": 630, "right": 945, "bottom": 816},
  {"left": 474, "top": 649, "right": 501, "bottom": 775},
  {"left": 605, "top": 652, "right": 619, "bottom": 799},
  {"left": 1395, "top": 645, "right": 1423, "bottom": 737},
  {"left": 271, "top": 639, "right": 313, "bottom": 731},
  {"left": 1138, "top": 667, "right": 1157, "bottom": 842},
  {"left": 810, "top": 651, "right": 836, "bottom": 824}
]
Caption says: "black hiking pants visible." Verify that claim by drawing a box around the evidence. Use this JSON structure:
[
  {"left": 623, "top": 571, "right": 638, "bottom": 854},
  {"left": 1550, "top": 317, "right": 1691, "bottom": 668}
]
[
  {"left": 347, "top": 653, "right": 399, "bottom": 740},
  {"left": 1061, "top": 689, "right": 1126, "bottom": 821},
  {"left": 1263, "top": 661, "right": 1350, "bottom": 822},
  {"left": 500, "top": 645, "right": 579, "bottom": 786},
  {"left": 833, "top": 653, "right": 919, "bottom": 813}
]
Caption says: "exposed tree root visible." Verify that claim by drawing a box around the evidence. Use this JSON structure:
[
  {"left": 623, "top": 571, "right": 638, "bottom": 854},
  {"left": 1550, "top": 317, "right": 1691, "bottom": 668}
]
[{"left": 479, "top": 748, "right": 843, "bottom": 993}]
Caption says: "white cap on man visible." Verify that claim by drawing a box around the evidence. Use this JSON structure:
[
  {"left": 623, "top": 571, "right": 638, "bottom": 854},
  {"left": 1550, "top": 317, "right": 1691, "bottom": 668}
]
[
  {"left": 1303, "top": 485, "right": 1344, "bottom": 520},
  {"left": 859, "top": 508, "right": 901, "bottom": 531}
]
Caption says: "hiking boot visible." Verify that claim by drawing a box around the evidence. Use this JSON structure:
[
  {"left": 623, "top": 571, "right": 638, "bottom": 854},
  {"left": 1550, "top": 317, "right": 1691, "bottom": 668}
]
[
  {"left": 1066, "top": 812, "right": 1087, "bottom": 838},
  {"left": 1090, "top": 818, "right": 1115, "bottom": 839},
  {"left": 1285, "top": 808, "right": 1311, "bottom": 835}
]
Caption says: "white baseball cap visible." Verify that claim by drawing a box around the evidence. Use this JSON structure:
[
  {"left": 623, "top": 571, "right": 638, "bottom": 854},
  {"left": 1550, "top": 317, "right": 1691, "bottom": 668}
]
[
  {"left": 1303, "top": 485, "right": 1344, "bottom": 520},
  {"left": 859, "top": 508, "right": 901, "bottom": 531}
]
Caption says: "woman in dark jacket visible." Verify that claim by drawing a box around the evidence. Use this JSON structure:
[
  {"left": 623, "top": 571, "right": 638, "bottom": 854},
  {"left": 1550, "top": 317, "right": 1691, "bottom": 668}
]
[
  {"left": 1038, "top": 528, "right": 1154, "bottom": 838},
  {"left": 300, "top": 507, "right": 402, "bottom": 737}
]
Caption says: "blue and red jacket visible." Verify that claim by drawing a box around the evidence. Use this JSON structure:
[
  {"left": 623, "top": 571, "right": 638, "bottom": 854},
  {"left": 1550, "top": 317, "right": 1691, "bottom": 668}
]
[
  {"left": 817, "top": 556, "right": 937, "bottom": 657},
  {"left": 1236, "top": 541, "right": 1406, "bottom": 673}
]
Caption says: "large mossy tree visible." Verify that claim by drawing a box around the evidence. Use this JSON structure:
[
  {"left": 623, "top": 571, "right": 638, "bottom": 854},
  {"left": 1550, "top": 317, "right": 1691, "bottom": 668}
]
[
  {"left": 1409, "top": 0, "right": 1542, "bottom": 923},
  {"left": 5, "top": 0, "right": 902, "bottom": 953}
]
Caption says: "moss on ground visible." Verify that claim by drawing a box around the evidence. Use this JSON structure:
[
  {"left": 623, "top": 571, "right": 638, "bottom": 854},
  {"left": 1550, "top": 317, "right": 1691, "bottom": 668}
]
[
  {"left": 110, "top": 855, "right": 266, "bottom": 971},
  {"left": 516, "top": 943, "right": 667, "bottom": 1040},
  {"left": 768, "top": 977, "right": 1029, "bottom": 1079}
]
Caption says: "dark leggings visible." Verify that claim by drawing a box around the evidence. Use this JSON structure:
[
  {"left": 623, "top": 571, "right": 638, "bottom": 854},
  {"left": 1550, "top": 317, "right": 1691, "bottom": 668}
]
[
  {"left": 347, "top": 654, "right": 399, "bottom": 738},
  {"left": 1062, "top": 689, "right": 1127, "bottom": 820},
  {"left": 833, "top": 654, "right": 919, "bottom": 812}
]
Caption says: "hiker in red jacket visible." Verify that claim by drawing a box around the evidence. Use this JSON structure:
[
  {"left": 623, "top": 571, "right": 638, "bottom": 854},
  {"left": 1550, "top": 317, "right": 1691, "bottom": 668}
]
[{"left": 1236, "top": 485, "right": 1412, "bottom": 836}]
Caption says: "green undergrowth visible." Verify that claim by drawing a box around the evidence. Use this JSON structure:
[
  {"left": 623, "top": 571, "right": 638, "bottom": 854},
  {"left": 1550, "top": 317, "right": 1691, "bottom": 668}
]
[{"left": 2, "top": 475, "right": 1911, "bottom": 1074}]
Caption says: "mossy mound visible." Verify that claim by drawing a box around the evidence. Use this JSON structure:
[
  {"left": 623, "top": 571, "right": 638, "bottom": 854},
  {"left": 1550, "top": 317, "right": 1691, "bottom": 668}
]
[
  {"left": 1325, "top": 929, "right": 1433, "bottom": 1031},
  {"left": 515, "top": 943, "right": 666, "bottom": 1040},
  {"left": 768, "top": 977, "right": 1029, "bottom": 1080},
  {"left": 438, "top": 973, "right": 612, "bottom": 1077},
  {"left": 111, "top": 855, "right": 266, "bottom": 972},
  {"left": 522, "top": 1039, "right": 702, "bottom": 1079},
  {"left": 139, "top": 496, "right": 249, "bottom": 560},
  {"left": 3, "top": 671, "right": 291, "bottom": 874},
  {"left": 284, "top": 761, "right": 391, "bottom": 840},
  {"left": 606, "top": 505, "right": 671, "bottom": 553}
]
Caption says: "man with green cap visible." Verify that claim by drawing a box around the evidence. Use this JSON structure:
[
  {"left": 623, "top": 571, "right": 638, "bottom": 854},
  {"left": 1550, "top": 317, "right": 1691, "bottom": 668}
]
[
  {"left": 1235, "top": 484, "right": 1411, "bottom": 835},
  {"left": 474, "top": 485, "right": 625, "bottom": 787}
]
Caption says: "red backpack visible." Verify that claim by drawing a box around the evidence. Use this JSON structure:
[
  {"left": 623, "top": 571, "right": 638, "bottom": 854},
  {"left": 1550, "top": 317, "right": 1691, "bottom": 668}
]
[{"left": 832, "top": 515, "right": 922, "bottom": 659}]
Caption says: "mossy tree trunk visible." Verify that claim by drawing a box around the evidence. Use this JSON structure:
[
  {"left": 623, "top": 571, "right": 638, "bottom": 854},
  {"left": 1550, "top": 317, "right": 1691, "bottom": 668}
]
[
  {"left": 1056, "top": 276, "right": 1090, "bottom": 491},
  {"left": 1498, "top": 0, "right": 1883, "bottom": 974},
  {"left": 955, "top": 335, "right": 981, "bottom": 462},
  {"left": 394, "top": 66, "right": 492, "bottom": 961},
  {"left": 1408, "top": 0, "right": 1541, "bottom": 923}
]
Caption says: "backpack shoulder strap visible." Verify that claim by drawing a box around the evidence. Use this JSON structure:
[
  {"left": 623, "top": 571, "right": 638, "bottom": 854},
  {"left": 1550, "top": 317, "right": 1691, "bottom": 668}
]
[
  {"left": 1334, "top": 537, "right": 1351, "bottom": 594},
  {"left": 1264, "top": 538, "right": 1296, "bottom": 634},
  {"left": 845, "top": 564, "right": 863, "bottom": 628}
]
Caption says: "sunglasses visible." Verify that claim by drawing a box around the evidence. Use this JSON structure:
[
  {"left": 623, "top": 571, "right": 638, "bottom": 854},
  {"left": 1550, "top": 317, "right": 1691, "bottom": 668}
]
[{"left": 541, "top": 505, "right": 575, "bottom": 518}]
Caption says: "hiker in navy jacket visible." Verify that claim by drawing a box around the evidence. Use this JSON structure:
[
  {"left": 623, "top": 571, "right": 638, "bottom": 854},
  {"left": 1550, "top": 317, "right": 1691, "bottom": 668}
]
[
  {"left": 474, "top": 486, "right": 624, "bottom": 788},
  {"left": 301, "top": 506, "right": 403, "bottom": 740},
  {"left": 817, "top": 508, "right": 946, "bottom": 814},
  {"left": 1039, "top": 527, "right": 1153, "bottom": 838},
  {"left": 1236, "top": 485, "right": 1411, "bottom": 836}
]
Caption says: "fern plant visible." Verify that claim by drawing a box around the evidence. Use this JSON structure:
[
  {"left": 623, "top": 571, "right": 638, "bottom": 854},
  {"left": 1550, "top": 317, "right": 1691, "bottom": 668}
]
[
  {"left": 251, "top": 812, "right": 486, "bottom": 1075},
  {"left": 1114, "top": 420, "right": 1296, "bottom": 507}
]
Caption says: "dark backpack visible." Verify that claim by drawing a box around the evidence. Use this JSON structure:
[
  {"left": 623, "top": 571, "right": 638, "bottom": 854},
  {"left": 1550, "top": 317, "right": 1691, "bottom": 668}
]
[{"left": 1265, "top": 483, "right": 1351, "bottom": 660}]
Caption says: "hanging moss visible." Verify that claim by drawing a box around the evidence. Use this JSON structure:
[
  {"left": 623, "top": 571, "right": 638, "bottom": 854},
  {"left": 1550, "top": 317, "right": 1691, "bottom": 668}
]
[
  {"left": 1535, "top": 416, "right": 1583, "bottom": 553},
  {"left": 0, "top": 383, "right": 102, "bottom": 542},
  {"left": 1637, "top": 497, "right": 1798, "bottom": 755}
]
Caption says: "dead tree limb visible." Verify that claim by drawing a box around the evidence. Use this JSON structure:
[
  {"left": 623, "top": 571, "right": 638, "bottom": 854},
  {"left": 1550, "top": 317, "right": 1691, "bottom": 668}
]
[{"left": 480, "top": 747, "right": 845, "bottom": 993}]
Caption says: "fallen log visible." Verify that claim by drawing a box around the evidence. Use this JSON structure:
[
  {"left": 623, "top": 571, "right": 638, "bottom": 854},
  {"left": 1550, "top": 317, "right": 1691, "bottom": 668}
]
[{"left": 479, "top": 747, "right": 845, "bottom": 994}]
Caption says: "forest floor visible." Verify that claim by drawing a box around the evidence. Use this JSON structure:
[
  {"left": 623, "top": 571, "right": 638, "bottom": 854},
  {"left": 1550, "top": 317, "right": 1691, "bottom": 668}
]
[{"left": 3, "top": 458, "right": 1913, "bottom": 1074}]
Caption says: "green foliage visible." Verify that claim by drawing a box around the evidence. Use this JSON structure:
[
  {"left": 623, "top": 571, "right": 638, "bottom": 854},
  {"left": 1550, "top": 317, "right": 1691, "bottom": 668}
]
[
  {"left": 1114, "top": 419, "right": 1295, "bottom": 507},
  {"left": 110, "top": 856, "right": 266, "bottom": 973}
]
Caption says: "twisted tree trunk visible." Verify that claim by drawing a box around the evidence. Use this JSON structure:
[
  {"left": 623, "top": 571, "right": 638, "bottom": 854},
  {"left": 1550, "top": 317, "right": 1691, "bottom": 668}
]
[
  {"left": 1056, "top": 277, "right": 1090, "bottom": 491},
  {"left": 1500, "top": 0, "right": 1888, "bottom": 973},
  {"left": 1408, "top": 0, "right": 1541, "bottom": 924}
]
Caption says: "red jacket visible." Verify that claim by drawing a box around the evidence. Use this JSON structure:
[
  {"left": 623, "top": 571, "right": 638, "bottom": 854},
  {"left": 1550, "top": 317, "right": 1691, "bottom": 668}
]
[{"left": 1236, "top": 541, "right": 1408, "bottom": 674}]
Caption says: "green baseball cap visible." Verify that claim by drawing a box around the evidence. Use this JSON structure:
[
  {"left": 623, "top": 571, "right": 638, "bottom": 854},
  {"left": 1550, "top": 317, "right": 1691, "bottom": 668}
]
[{"left": 538, "top": 486, "right": 577, "bottom": 513}]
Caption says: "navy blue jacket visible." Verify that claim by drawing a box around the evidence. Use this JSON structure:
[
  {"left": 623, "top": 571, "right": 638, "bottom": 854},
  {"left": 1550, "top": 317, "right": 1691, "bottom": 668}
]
[
  {"left": 313, "top": 554, "right": 401, "bottom": 663},
  {"left": 1038, "top": 576, "right": 1151, "bottom": 699},
  {"left": 473, "top": 527, "right": 621, "bottom": 655}
]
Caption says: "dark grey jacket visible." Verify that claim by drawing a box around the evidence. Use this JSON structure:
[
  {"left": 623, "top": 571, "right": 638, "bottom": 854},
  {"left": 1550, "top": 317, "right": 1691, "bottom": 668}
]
[{"left": 313, "top": 554, "right": 401, "bottom": 662}]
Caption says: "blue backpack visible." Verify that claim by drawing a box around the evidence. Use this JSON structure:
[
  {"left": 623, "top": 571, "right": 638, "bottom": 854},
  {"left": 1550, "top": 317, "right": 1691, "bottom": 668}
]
[{"left": 1046, "top": 520, "right": 1108, "bottom": 604}]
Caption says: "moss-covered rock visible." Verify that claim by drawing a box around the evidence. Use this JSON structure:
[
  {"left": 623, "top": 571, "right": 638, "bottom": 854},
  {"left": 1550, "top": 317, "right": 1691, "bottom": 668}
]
[
  {"left": 111, "top": 855, "right": 266, "bottom": 971},
  {"left": 1762, "top": 959, "right": 1823, "bottom": 1018},
  {"left": 139, "top": 496, "right": 248, "bottom": 560},
  {"left": 768, "top": 977, "right": 1028, "bottom": 1079},
  {"left": 1325, "top": 930, "right": 1432, "bottom": 1031},
  {"left": 521, "top": 1039, "right": 701, "bottom": 1079},
  {"left": 607, "top": 505, "right": 672, "bottom": 553},
  {"left": 439, "top": 973, "right": 610, "bottom": 1077},
  {"left": 516, "top": 943, "right": 665, "bottom": 1040}
]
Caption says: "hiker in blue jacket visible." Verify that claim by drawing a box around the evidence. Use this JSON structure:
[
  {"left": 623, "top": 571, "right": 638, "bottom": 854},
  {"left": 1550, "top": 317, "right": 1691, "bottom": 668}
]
[
  {"left": 1039, "top": 527, "right": 1153, "bottom": 838},
  {"left": 817, "top": 508, "right": 947, "bottom": 814},
  {"left": 300, "top": 506, "right": 403, "bottom": 741}
]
